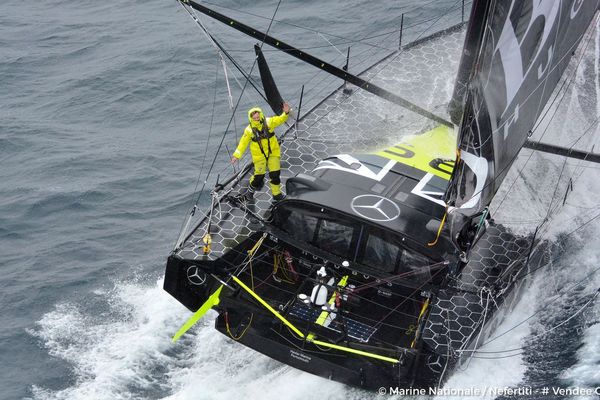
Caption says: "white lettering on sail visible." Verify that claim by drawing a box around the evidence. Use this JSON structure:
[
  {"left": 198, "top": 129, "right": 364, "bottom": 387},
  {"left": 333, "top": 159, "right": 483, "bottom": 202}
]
[
  {"left": 570, "top": 0, "right": 583, "bottom": 19},
  {"left": 537, "top": 46, "right": 554, "bottom": 79},
  {"left": 496, "top": 1, "right": 560, "bottom": 121},
  {"left": 502, "top": 103, "right": 519, "bottom": 141}
]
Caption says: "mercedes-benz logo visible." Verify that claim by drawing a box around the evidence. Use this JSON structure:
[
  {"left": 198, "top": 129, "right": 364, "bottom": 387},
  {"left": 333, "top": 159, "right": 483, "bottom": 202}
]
[
  {"left": 186, "top": 265, "right": 207, "bottom": 286},
  {"left": 350, "top": 195, "right": 400, "bottom": 222}
]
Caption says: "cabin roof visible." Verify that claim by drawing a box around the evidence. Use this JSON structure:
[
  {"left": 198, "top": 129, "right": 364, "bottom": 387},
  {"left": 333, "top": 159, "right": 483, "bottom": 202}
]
[{"left": 278, "top": 153, "right": 455, "bottom": 257}]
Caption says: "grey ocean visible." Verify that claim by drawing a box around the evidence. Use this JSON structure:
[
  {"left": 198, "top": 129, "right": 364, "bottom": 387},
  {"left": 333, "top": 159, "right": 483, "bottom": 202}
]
[{"left": 1, "top": 0, "right": 599, "bottom": 399}]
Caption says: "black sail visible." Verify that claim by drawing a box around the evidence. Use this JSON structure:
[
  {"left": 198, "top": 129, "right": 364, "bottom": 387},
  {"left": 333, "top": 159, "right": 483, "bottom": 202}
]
[
  {"left": 255, "top": 44, "right": 285, "bottom": 115},
  {"left": 446, "top": 0, "right": 599, "bottom": 238}
]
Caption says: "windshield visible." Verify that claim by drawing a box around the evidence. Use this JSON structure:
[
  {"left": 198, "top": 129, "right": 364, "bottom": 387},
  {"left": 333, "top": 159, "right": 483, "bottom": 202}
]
[{"left": 274, "top": 203, "right": 433, "bottom": 283}]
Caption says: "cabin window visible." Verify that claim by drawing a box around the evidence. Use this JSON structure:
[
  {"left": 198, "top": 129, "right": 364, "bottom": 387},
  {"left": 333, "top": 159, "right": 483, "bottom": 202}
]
[
  {"left": 283, "top": 210, "right": 318, "bottom": 243},
  {"left": 315, "top": 219, "right": 353, "bottom": 258},
  {"left": 400, "top": 249, "right": 431, "bottom": 283},
  {"left": 361, "top": 233, "right": 399, "bottom": 273},
  {"left": 275, "top": 205, "right": 433, "bottom": 282}
]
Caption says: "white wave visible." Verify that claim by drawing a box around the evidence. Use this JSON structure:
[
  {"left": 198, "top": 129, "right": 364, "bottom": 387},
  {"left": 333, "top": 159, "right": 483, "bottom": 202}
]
[
  {"left": 560, "top": 233, "right": 600, "bottom": 396},
  {"left": 28, "top": 277, "right": 367, "bottom": 400},
  {"left": 436, "top": 276, "right": 541, "bottom": 400},
  {"left": 561, "top": 311, "right": 600, "bottom": 388},
  {"left": 561, "top": 16, "right": 600, "bottom": 392},
  {"left": 29, "top": 278, "right": 190, "bottom": 400},
  {"left": 162, "top": 324, "right": 354, "bottom": 400}
]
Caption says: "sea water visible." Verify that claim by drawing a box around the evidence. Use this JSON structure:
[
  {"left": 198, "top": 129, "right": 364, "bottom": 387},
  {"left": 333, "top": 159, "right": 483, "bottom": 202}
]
[{"left": 1, "top": 0, "right": 599, "bottom": 399}]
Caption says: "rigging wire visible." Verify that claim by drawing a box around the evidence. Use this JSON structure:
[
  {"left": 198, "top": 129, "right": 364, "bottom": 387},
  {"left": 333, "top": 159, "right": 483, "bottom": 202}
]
[
  {"left": 565, "top": 209, "right": 600, "bottom": 237},
  {"left": 203, "top": 0, "right": 470, "bottom": 54},
  {"left": 462, "top": 288, "right": 599, "bottom": 358},
  {"left": 491, "top": 27, "right": 597, "bottom": 217},
  {"left": 276, "top": 0, "right": 436, "bottom": 123},
  {"left": 475, "top": 286, "right": 600, "bottom": 358},
  {"left": 174, "top": 58, "right": 223, "bottom": 246},
  {"left": 466, "top": 219, "right": 600, "bottom": 352},
  {"left": 200, "top": 0, "right": 445, "bottom": 48},
  {"left": 176, "top": 0, "right": 282, "bottom": 211},
  {"left": 181, "top": 4, "right": 268, "bottom": 106},
  {"left": 457, "top": 17, "right": 600, "bottom": 226},
  {"left": 492, "top": 206, "right": 600, "bottom": 288},
  {"left": 192, "top": 60, "right": 220, "bottom": 206},
  {"left": 435, "top": 252, "right": 600, "bottom": 360},
  {"left": 299, "top": 0, "right": 468, "bottom": 113},
  {"left": 292, "top": 0, "right": 464, "bottom": 141},
  {"left": 457, "top": 14, "right": 599, "bottom": 155}
]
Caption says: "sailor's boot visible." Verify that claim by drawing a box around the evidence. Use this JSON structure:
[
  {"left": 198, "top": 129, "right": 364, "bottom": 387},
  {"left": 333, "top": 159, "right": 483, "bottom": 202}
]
[{"left": 272, "top": 193, "right": 285, "bottom": 202}]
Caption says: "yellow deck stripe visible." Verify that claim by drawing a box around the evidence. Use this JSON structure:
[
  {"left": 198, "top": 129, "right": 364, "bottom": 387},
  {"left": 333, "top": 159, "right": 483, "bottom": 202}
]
[
  {"left": 232, "top": 275, "right": 399, "bottom": 364},
  {"left": 232, "top": 275, "right": 305, "bottom": 338},
  {"left": 310, "top": 339, "right": 398, "bottom": 363},
  {"left": 375, "top": 125, "right": 457, "bottom": 179}
]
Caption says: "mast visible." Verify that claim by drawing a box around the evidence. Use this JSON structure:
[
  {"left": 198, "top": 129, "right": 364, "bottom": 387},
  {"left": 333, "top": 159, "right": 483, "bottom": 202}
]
[
  {"left": 445, "top": 0, "right": 600, "bottom": 253},
  {"left": 447, "top": 0, "right": 490, "bottom": 125},
  {"left": 180, "top": 0, "right": 453, "bottom": 128}
]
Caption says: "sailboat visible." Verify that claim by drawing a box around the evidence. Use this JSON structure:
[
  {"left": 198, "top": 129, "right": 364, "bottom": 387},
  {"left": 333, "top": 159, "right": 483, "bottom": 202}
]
[{"left": 163, "top": 0, "right": 600, "bottom": 389}]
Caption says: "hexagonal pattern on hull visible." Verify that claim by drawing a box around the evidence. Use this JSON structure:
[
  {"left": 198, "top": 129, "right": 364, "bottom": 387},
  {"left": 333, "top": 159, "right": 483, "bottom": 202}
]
[{"left": 175, "top": 26, "right": 466, "bottom": 262}]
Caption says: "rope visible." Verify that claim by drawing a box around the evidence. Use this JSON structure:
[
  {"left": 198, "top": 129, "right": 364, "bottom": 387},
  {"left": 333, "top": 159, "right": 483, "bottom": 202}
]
[
  {"left": 457, "top": 288, "right": 599, "bottom": 358},
  {"left": 178, "top": 0, "right": 282, "bottom": 210},
  {"left": 294, "top": 0, "right": 464, "bottom": 141},
  {"left": 427, "top": 207, "right": 448, "bottom": 247},
  {"left": 181, "top": 3, "right": 267, "bottom": 102},
  {"left": 492, "top": 28, "right": 597, "bottom": 217},
  {"left": 193, "top": 59, "right": 220, "bottom": 206},
  {"left": 225, "top": 312, "right": 254, "bottom": 340},
  {"left": 204, "top": 0, "right": 470, "bottom": 54}
]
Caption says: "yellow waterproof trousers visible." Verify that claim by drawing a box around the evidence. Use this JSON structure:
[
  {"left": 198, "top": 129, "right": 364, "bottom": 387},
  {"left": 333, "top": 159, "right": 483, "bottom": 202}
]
[{"left": 249, "top": 156, "right": 281, "bottom": 196}]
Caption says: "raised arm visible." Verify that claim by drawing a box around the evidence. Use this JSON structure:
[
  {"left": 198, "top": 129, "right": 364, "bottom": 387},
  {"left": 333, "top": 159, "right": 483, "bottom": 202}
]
[{"left": 267, "top": 102, "right": 291, "bottom": 129}]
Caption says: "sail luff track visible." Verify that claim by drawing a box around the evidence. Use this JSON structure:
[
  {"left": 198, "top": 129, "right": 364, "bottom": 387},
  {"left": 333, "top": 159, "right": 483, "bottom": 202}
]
[{"left": 182, "top": 0, "right": 453, "bottom": 128}]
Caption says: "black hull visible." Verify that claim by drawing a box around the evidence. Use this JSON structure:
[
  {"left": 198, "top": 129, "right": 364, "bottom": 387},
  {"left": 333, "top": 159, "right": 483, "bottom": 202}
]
[
  {"left": 164, "top": 220, "right": 544, "bottom": 391},
  {"left": 213, "top": 309, "right": 428, "bottom": 390},
  {"left": 160, "top": 7, "right": 571, "bottom": 389}
]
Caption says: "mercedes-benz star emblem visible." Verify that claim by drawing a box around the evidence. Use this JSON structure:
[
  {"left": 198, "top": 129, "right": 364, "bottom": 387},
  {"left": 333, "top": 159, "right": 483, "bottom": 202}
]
[
  {"left": 186, "top": 265, "right": 207, "bottom": 286},
  {"left": 350, "top": 195, "right": 401, "bottom": 222}
]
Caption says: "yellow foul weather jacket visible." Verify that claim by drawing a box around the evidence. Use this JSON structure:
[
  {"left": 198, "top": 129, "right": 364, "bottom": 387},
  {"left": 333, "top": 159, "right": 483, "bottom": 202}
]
[{"left": 233, "top": 107, "right": 289, "bottom": 161}]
